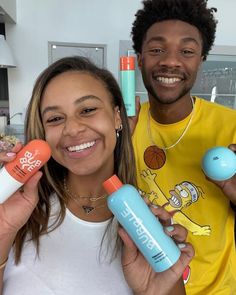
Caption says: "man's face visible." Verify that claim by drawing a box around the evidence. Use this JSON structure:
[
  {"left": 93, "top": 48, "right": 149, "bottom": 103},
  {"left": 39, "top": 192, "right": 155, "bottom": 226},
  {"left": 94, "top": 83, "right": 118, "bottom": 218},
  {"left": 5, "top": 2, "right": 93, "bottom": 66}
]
[{"left": 138, "top": 20, "right": 203, "bottom": 105}]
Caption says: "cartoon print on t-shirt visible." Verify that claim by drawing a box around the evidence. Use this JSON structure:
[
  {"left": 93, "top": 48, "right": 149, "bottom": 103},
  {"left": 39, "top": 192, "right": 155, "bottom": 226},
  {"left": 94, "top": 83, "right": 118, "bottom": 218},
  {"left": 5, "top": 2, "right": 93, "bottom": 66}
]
[
  {"left": 183, "top": 265, "right": 191, "bottom": 285},
  {"left": 140, "top": 169, "right": 211, "bottom": 236},
  {"left": 143, "top": 145, "right": 166, "bottom": 169}
]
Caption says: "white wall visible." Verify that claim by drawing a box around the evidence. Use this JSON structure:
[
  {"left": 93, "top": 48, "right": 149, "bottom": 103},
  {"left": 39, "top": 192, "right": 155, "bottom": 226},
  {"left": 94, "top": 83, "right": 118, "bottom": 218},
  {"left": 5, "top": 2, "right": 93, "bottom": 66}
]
[
  {"left": 208, "top": 0, "right": 236, "bottom": 45},
  {"left": 5, "top": 0, "right": 236, "bottom": 124}
]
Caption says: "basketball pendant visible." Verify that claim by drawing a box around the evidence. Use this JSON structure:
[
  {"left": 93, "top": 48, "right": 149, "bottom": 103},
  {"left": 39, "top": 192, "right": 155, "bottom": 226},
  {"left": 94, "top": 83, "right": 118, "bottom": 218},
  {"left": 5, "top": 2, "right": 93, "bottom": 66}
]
[{"left": 144, "top": 145, "right": 166, "bottom": 169}]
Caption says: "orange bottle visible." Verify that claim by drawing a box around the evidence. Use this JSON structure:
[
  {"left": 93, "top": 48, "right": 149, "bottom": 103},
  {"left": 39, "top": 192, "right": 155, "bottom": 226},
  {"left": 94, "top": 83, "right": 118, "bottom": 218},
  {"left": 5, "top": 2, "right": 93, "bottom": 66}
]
[{"left": 0, "top": 139, "right": 51, "bottom": 203}]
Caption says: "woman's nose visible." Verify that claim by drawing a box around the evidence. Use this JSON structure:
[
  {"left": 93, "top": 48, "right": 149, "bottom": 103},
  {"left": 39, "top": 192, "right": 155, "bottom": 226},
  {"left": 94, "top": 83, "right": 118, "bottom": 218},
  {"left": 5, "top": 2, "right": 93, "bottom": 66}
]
[{"left": 62, "top": 117, "right": 86, "bottom": 137}]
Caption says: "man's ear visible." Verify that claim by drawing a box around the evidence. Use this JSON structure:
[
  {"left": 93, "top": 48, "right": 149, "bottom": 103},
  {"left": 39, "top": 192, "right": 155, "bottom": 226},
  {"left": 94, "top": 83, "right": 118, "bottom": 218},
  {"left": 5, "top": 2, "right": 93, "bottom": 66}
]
[
  {"left": 137, "top": 53, "right": 142, "bottom": 69},
  {"left": 200, "top": 54, "right": 205, "bottom": 64},
  {"left": 198, "top": 56, "right": 204, "bottom": 71}
]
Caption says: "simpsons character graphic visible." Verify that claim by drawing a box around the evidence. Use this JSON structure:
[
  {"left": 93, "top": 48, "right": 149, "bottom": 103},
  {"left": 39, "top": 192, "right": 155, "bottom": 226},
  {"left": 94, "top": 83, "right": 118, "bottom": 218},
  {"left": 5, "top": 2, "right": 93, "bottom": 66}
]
[
  {"left": 140, "top": 169, "right": 212, "bottom": 284},
  {"left": 140, "top": 169, "right": 211, "bottom": 236}
]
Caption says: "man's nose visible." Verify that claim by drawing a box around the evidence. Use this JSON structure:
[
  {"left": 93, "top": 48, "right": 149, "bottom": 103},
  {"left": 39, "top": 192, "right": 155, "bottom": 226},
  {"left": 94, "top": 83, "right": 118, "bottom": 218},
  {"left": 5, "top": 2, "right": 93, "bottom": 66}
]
[{"left": 159, "top": 51, "right": 182, "bottom": 68}]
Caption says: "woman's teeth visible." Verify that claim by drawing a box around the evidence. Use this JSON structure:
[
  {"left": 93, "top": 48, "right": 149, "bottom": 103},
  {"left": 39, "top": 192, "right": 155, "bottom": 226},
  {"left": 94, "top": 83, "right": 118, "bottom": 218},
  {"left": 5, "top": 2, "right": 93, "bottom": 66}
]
[{"left": 67, "top": 141, "right": 95, "bottom": 152}]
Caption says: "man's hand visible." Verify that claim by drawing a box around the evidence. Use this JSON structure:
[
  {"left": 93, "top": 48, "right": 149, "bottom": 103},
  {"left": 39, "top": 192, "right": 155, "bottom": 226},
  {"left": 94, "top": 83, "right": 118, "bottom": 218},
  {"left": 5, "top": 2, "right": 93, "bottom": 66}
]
[
  {"left": 128, "top": 96, "right": 141, "bottom": 135},
  {"left": 204, "top": 144, "right": 236, "bottom": 204},
  {"left": 119, "top": 205, "right": 194, "bottom": 295}
]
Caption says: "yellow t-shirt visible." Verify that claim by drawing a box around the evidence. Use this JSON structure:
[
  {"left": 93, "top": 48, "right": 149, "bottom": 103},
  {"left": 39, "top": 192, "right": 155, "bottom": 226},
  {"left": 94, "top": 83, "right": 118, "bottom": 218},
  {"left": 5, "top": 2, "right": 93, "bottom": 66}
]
[{"left": 132, "top": 97, "right": 236, "bottom": 295}]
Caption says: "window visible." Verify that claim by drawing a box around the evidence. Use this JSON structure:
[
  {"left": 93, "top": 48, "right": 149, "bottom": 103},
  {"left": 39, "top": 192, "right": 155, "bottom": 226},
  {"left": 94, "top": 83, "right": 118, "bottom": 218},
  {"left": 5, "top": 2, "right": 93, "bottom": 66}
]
[{"left": 0, "top": 23, "right": 9, "bottom": 115}]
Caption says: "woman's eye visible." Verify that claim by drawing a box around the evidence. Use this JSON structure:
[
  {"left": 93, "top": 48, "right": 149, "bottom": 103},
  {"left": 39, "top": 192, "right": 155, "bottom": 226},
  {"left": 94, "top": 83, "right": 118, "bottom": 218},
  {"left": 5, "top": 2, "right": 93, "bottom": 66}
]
[
  {"left": 81, "top": 107, "right": 96, "bottom": 114},
  {"left": 46, "top": 116, "right": 62, "bottom": 123}
]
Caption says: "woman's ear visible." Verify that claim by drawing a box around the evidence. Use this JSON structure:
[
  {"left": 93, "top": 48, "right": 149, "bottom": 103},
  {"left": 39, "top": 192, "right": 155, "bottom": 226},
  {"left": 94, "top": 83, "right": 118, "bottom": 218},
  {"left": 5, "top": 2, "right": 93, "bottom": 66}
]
[{"left": 114, "top": 106, "right": 122, "bottom": 129}]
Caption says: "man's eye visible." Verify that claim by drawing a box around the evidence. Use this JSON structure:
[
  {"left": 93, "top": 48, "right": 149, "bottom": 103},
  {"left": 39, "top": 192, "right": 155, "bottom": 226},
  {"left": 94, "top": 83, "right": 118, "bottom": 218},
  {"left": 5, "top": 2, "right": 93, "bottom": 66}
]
[
  {"left": 149, "top": 48, "right": 164, "bottom": 55},
  {"left": 182, "top": 49, "right": 195, "bottom": 56}
]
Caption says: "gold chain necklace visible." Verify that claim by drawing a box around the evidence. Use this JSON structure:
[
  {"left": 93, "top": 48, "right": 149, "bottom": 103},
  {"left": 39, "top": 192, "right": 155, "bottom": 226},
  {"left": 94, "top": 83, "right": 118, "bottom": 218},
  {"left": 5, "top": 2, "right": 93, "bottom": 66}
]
[
  {"left": 63, "top": 177, "right": 107, "bottom": 214},
  {"left": 144, "top": 96, "right": 195, "bottom": 170}
]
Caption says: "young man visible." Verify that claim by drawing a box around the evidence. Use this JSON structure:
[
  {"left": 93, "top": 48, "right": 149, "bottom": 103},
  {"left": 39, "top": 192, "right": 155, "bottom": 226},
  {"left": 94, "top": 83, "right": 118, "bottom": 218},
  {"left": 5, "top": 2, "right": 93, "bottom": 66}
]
[{"left": 131, "top": 0, "right": 236, "bottom": 294}]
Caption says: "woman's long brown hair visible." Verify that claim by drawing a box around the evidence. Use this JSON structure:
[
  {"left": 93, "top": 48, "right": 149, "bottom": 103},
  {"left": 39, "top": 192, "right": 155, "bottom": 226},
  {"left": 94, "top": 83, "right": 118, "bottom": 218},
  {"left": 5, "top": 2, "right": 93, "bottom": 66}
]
[{"left": 13, "top": 56, "right": 136, "bottom": 263}]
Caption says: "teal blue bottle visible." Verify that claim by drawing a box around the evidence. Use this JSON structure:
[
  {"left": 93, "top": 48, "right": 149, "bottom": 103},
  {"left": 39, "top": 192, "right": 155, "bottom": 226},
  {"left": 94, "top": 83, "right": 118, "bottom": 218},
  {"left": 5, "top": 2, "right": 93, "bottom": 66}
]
[
  {"left": 202, "top": 146, "right": 236, "bottom": 181},
  {"left": 120, "top": 56, "right": 136, "bottom": 117},
  {"left": 103, "top": 175, "right": 181, "bottom": 272}
]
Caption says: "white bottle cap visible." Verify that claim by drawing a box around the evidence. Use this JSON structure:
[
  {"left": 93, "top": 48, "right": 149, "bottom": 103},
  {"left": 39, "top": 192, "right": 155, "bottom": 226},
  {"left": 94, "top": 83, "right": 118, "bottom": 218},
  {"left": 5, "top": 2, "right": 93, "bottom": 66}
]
[{"left": 0, "top": 166, "right": 23, "bottom": 203}]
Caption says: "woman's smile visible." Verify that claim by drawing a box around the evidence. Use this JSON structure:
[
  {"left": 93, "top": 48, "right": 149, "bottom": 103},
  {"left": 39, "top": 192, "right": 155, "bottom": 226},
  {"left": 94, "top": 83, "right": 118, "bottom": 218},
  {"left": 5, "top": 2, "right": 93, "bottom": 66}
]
[{"left": 62, "top": 139, "right": 98, "bottom": 159}]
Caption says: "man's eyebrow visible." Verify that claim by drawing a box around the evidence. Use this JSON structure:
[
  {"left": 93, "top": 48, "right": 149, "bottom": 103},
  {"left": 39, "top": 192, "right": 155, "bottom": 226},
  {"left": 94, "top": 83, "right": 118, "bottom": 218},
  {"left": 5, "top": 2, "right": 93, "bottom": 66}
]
[
  {"left": 146, "top": 36, "right": 201, "bottom": 47},
  {"left": 181, "top": 37, "right": 201, "bottom": 47},
  {"left": 41, "top": 95, "right": 101, "bottom": 117},
  {"left": 146, "top": 36, "right": 165, "bottom": 44}
]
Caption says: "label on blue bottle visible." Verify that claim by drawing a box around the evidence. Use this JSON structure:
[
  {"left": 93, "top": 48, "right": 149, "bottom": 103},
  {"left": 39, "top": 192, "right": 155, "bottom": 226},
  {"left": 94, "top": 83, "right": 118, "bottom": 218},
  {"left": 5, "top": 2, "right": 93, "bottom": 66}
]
[{"left": 108, "top": 185, "right": 181, "bottom": 272}]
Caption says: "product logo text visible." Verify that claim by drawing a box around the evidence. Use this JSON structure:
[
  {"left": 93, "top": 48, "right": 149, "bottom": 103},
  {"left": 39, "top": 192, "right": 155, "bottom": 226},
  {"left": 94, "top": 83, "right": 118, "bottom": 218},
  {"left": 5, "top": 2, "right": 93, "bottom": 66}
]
[
  {"left": 20, "top": 151, "right": 41, "bottom": 172},
  {"left": 121, "top": 206, "right": 155, "bottom": 250}
]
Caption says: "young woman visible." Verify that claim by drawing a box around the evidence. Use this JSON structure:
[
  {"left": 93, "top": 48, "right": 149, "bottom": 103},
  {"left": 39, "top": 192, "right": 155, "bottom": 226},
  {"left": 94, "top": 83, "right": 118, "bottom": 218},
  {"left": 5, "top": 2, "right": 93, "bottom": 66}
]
[{"left": 0, "top": 56, "right": 194, "bottom": 295}]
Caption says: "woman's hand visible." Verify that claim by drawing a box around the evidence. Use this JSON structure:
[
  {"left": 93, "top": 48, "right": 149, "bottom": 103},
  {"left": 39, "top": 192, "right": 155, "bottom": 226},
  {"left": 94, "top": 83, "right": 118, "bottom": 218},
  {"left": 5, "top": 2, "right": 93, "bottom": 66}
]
[
  {"left": 0, "top": 142, "right": 41, "bottom": 264},
  {"left": 204, "top": 144, "right": 236, "bottom": 204},
  {"left": 119, "top": 205, "right": 194, "bottom": 295},
  {"left": 0, "top": 172, "right": 42, "bottom": 237},
  {"left": 0, "top": 143, "right": 42, "bottom": 238}
]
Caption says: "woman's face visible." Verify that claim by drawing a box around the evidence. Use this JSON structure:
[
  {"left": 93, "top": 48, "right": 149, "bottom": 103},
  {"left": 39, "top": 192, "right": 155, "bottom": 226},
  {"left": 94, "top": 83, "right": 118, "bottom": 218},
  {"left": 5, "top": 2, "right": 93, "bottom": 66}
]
[{"left": 40, "top": 71, "right": 121, "bottom": 177}]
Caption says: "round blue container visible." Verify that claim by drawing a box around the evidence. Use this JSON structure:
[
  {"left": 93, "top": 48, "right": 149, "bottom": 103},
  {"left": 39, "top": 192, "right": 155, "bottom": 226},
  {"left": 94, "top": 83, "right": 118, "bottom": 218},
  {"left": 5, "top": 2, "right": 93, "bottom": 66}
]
[{"left": 202, "top": 146, "right": 236, "bottom": 181}]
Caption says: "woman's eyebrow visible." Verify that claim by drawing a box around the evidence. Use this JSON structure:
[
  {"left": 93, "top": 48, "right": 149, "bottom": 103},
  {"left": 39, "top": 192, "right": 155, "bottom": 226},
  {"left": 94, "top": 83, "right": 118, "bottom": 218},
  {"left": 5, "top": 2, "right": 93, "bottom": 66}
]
[
  {"left": 74, "top": 95, "right": 101, "bottom": 105},
  {"left": 41, "top": 95, "right": 101, "bottom": 117}
]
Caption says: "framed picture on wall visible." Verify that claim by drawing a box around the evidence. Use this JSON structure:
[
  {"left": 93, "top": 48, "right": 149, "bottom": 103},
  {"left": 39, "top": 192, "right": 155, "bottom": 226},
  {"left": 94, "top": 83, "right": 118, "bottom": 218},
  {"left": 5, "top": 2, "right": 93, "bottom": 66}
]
[{"left": 48, "top": 41, "right": 107, "bottom": 68}]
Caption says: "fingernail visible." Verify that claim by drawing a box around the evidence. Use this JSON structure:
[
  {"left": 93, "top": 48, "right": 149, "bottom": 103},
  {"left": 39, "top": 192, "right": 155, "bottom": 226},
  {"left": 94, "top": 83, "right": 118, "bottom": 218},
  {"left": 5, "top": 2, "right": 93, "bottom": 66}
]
[
  {"left": 6, "top": 152, "right": 16, "bottom": 157},
  {"left": 165, "top": 225, "right": 174, "bottom": 232},
  {"left": 178, "top": 243, "right": 186, "bottom": 249},
  {"left": 151, "top": 204, "right": 159, "bottom": 209}
]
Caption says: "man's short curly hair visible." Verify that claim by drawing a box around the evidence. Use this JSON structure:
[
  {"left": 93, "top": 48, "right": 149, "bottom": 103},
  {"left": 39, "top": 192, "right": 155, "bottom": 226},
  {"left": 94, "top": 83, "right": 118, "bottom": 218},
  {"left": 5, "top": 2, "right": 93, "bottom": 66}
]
[{"left": 131, "top": 0, "right": 217, "bottom": 61}]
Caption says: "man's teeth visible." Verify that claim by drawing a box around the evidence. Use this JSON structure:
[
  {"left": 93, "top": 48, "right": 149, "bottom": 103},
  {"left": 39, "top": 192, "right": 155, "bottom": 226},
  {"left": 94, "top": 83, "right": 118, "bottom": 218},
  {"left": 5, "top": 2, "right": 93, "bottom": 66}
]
[
  {"left": 67, "top": 141, "right": 95, "bottom": 152},
  {"left": 156, "top": 77, "right": 181, "bottom": 84}
]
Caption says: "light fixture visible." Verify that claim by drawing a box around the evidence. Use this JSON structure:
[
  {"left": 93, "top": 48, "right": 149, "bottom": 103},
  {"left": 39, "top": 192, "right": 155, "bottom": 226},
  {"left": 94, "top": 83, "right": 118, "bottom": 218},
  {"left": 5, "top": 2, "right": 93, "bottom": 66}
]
[{"left": 0, "top": 34, "right": 16, "bottom": 68}]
